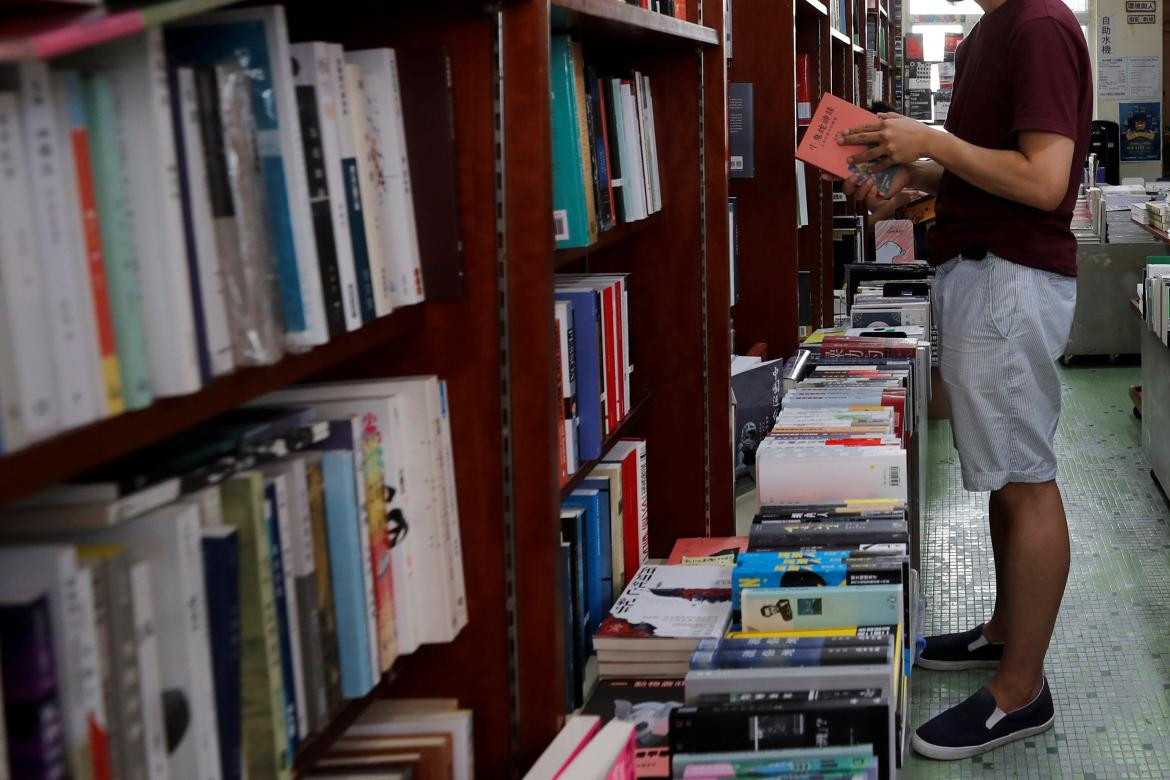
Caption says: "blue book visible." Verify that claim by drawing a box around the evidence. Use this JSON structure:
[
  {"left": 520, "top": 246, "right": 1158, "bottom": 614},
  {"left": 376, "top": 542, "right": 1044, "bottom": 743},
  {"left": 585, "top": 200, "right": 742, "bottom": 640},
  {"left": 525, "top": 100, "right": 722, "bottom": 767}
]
[
  {"left": 341, "top": 158, "right": 375, "bottom": 323},
  {"left": 549, "top": 35, "right": 593, "bottom": 248},
  {"left": 555, "top": 288, "right": 603, "bottom": 460},
  {"left": 563, "top": 489, "right": 607, "bottom": 640},
  {"left": 265, "top": 483, "right": 299, "bottom": 753},
  {"left": 579, "top": 478, "right": 614, "bottom": 614},
  {"left": 319, "top": 450, "right": 374, "bottom": 698},
  {"left": 201, "top": 527, "right": 242, "bottom": 780},
  {"left": 164, "top": 18, "right": 307, "bottom": 336},
  {"left": 558, "top": 541, "right": 575, "bottom": 713},
  {"left": 560, "top": 506, "right": 588, "bottom": 702}
]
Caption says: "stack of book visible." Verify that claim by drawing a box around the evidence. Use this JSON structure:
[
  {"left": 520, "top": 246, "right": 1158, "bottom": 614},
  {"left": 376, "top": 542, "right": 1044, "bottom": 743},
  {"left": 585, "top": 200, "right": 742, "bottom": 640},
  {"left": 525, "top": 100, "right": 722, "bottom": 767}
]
[
  {"left": 303, "top": 697, "right": 474, "bottom": 780},
  {"left": 1098, "top": 184, "right": 1156, "bottom": 243},
  {"left": 0, "top": 5, "right": 463, "bottom": 454},
  {"left": 524, "top": 714, "right": 636, "bottom": 780},
  {"left": 555, "top": 275, "right": 636, "bottom": 480},
  {"left": 561, "top": 439, "right": 650, "bottom": 707},
  {"left": 0, "top": 377, "right": 466, "bottom": 780},
  {"left": 549, "top": 36, "right": 663, "bottom": 250}
]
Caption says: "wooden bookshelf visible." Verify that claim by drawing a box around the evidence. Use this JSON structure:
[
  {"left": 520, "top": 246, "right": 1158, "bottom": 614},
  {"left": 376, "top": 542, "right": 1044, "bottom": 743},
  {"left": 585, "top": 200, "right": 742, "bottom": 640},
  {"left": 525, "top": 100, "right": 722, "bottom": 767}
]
[
  {"left": 554, "top": 212, "right": 663, "bottom": 268},
  {"left": 558, "top": 393, "right": 654, "bottom": 499},
  {"left": 550, "top": 0, "right": 720, "bottom": 44}
]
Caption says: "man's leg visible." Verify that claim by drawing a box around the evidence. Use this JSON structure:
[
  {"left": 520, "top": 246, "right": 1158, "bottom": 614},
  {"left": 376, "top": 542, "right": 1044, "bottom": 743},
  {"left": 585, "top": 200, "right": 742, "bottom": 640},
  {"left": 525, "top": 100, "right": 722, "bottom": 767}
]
[
  {"left": 985, "top": 480, "right": 1070, "bottom": 711},
  {"left": 981, "top": 490, "right": 1010, "bottom": 643}
]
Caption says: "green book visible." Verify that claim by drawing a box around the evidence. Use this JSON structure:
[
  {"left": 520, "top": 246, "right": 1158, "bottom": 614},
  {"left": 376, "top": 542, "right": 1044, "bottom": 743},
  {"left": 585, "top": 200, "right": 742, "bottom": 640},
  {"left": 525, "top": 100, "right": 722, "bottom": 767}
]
[
  {"left": 222, "top": 473, "right": 291, "bottom": 780},
  {"left": 78, "top": 73, "right": 152, "bottom": 410}
]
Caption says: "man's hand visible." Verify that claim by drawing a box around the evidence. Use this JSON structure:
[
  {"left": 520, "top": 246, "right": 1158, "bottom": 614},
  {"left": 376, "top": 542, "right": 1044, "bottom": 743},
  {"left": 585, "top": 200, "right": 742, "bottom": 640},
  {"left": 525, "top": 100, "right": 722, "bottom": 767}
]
[
  {"left": 838, "top": 112, "right": 941, "bottom": 170},
  {"left": 825, "top": 165, "right": 913, "bottom": 209}
]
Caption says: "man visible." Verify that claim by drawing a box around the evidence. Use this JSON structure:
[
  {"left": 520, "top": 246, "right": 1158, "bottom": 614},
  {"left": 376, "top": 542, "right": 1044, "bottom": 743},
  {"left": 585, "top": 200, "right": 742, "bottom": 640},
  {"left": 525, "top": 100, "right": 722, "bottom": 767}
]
[{"left": 836, "top": 0, "right": 1092, "bottom": 762}]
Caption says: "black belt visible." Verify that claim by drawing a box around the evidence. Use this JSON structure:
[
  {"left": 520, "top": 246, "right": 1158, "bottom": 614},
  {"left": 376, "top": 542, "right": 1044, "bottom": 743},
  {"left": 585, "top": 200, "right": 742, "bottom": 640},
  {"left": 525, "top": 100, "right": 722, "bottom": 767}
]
[{"left": 961, "top": 244, "right": 988, "bottom": 260}]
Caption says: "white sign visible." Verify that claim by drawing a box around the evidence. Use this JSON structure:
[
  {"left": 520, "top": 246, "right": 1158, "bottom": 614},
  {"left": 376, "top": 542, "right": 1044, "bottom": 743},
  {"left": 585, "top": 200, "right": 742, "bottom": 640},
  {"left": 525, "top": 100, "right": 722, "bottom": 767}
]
[
  {"left": 1127, "top": 13, "right": 1156, "bottom": 23},
  {"left": 1100, "top": 57, "right": 1127, "bottom": 99},
  {"left": 1098, "top": 56, "right": 1161, "bottom": 101}
]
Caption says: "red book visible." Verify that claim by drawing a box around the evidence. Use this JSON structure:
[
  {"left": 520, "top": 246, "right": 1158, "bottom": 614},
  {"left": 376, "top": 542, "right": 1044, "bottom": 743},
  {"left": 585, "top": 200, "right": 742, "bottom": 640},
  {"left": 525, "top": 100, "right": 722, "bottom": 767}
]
[
  {"left": 612, "top": 277, "right": 628, "bottom": 417},
  {"left": 667, "top": 537, "right": 748, "bottom": 564},
  {"left": 905, "top": 33, "right": 925, "bottom": 61},
  {"left": 600, "top": 282, "right": 620, "bottom": 431},
  {"left": 795, "top": 92, "right": 901, "bottom": 197},
  {"left": 819, "top": 336, "right": 920, "bottom": 359},
  {"left": 603, "top": 439, "right": 649, "bottom": 580},
  {"left": 796, "top": 54, "right": 813, "bottom": 126}
]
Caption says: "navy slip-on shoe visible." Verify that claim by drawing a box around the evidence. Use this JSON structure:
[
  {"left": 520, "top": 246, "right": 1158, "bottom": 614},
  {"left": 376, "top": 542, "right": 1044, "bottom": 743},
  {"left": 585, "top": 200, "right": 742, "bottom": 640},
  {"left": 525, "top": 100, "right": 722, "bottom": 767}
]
[
  {"left": 911, "top": 677, "right": 1055, "bottom": 760},
  {"left": 917, "top": 624, "right": 1004, "bottom": 670}
]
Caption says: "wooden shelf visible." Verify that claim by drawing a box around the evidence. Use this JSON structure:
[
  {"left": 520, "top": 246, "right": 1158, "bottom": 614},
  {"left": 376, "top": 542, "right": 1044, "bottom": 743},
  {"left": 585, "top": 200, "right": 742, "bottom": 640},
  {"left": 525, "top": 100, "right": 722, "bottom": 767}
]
[
  {"left": 0, "top": 304, "right": 425, "bottom": 506},
  {"left": 559, "top": 392, "right": 653, "bottom": 500},
  {"left": 554, "top": 213, "right": 662, "bottom": 268},
  {"left": 830, "top": 27, "right": 851, "bottom": 46},
  {"left": 549, "top": 0, "right": 719, "bottom": 45},
  {"left": 1133, "top": 217, "right": 1170, "bottom": 244},
  {"left": 292, "top": 663, "right": 401, "bottom": 776},
  {"left": 797, "top": 0, "right": 830, "bottom": 16}
]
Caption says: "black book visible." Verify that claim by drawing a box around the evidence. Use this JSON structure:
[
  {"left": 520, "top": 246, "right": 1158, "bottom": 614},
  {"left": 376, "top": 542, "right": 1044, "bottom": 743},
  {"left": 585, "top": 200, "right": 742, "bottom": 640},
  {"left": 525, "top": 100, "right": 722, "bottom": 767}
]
[
  {"left": 748, "top": 519, "right": 909, "bottom": 550},
  {"left": 0, "top": 595, "right": 68, "bottom": 779},
  {"left": 396, "top": 46, "right": 465, "bottom": 300},
  {"left": 602, "top": 78, "right": 627, "bottom": 223},
  {"left": 582, "top": 679, "right": 685, "bottom": 779},
  {"left": 585, "top": 65, "right": 614, "bottom": 232}
]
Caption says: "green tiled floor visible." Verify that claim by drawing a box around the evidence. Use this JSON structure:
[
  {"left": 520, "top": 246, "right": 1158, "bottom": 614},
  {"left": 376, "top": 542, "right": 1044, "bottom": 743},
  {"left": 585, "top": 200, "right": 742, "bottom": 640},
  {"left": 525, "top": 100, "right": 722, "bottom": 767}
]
[{"left": 909, "top": 362, "right": 1170, "bottom": 778}]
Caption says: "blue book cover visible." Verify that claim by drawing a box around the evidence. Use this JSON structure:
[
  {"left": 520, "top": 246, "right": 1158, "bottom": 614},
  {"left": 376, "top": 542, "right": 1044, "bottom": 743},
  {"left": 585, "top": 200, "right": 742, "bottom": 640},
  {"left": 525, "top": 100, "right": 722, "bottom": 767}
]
[
  {"left": 555, "top": 288, "right": 602, "bottom": 460},
  {"left": 265, "top": 483, "right": 299, "bottom": 753},
  {"left": 549, "top": 35, "right": 591, "bottom": 249},
  {"left": 741, "top": 585, "right": 903, "bottom": 633},
  {"left": 558, "top": 541, "right": 575, "bottom": 713},
  {"left": 164, "top": 19, "right": 306, "bottom": 335},
  {"left": 563, "top": 489, "right": 607, "bottom": 640},
  {"left": 732, "top": 559, "right": 904, "bottom": 611},
  {"left": 689, "top": 642, "right": 893, "bottom": 670},
  {"left": 319, "top": 450, "right": 374, "bottom": 698},
  {"left": 580, "top": 478, "right": 614, "bottom": 614},
  {"left": 201, "top": 528, "right": 242, "bottom": 780},
  {"left": 341, "top": 159, "right": 376, "bottom": 322},
  {"left": 560, "top": 505, "right": 588, "bottom": 691}
]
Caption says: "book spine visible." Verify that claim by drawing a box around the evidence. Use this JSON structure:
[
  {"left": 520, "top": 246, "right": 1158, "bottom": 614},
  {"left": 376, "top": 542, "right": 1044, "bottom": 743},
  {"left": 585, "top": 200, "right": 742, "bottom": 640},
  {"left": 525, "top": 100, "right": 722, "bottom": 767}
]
[
  {"left": 102, "top": 553, "right": 148, "bottom": 780},
  {"left": 633, "top": 73, "right": 655, "bottom": 212},
  {"left": 582, "top": 65, "right": 609, "bottom": 233},
  {"left": 436, "top": 380, "right": 469, "bottom": 633},
  {"left": 359, "top": 413, "right": 398, "bottom": 669},
  {"left": 332, "top": 50, "right": 375, "bottom": 325},
  {"left": 615, "top": 278, "right": 630, "bottom": 416},
  {"left": 383, "top": 395, "right": 419, "bottom": 656},
  {"left": 669, "top": 703, "right": 887, "bottom": 757},
  {"left": 174, "top": 66, "right": 235, "bottom": 377},
  {"left": 344, "top": 63, "right": 392, "bottom": 318},
  {"left": 619, "top": 82, "right": 647, "bottom": 220},
  {"left": 590, "top": 71, "right": 617, "bottom": 228},
  {"left": 320, "top": 452, "right": 375, "bottom": 698},
  {"left": 283, "top": 457, "right": 327, "bottom": 733},
  {"left": 72, "top": 567, "right": 112, "bottom": 780},
  {"left": 562, "top": 304, "right": 579, "bottom": 474},
  {"left": 639, "top": 75, "right": 662, "bottom": 213},
  {"left": 128, "top": 562, "right": 171, "bottom": 780},
  {"left": 346, "top": 431, "right": 382, "bottom": 682},
  {"left": 556, "top": 290, "right": 602, "bottom": 460},
  {"left": 264, "top": 483, "right": 302, "bottom": 754},
  {"left": 554, "top": 314, "right": 569, "bottom": 484},
  {"left": 80, "top": 557, "right": 121, "bottom": 778},
  {"left": 604, "top": 79, "right": 628, "bottom": 223},
  {"left": 201, "top": 531, "right": 242, "bottom": 780},
  {"left": 0, "top": 91, "right": 60, "bottom": 449},
  {"left": 18, "top": 61, "right": 98, "bottom": 430},
  {"left": 549, "top": 36, "right": 591, "bottom": 249},
  {"left": 80, "top": 74, "right": 152, "bottom": 410},
  {"left": 690, "top": 645, "right": 891, "bottom": 670},
  {"left": 569, "top": 42, "right": 598, "bottom": 244},
  {"left": 271, "top": 474, "right": 310, "bottom": 740},
  {"left": 305, "top": 456, "right": 344, "bottom": 713},
  {"left": 599, "top": 284, "right": 618, "bottom": 433}
]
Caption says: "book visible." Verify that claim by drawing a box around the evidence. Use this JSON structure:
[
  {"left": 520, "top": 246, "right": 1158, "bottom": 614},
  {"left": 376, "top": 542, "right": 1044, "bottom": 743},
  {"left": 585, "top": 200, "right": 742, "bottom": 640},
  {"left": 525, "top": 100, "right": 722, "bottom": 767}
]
[
  {"left": 550, "top": 35, "right": 596, "bottom": 249},
  {"left": 345, "top": 48, "right": 424, "bottom": 309},
  {"left": 581, "top": 679, "right": 685, "bottom": 778},
  {"left": 395, "top": 47, "right": 463, "bottom": 300},
  {"left": 127, "top": 561, "right": 170, "bottom": 780},
  {"left": 584, "top": 66, "right": 615, "bottom": 230},
  {"left": 337, "top": 58, "right": 379, "bottom": 323},
  {"left": 558, "top": 719, "right": 636, "bottom": 780},
  {"left": 602, "top": 439, "right": 649, "bottom": 581},
  {"left": 554, "top": 300, "right": 580, "bottom": 478},
  {"left": 555, "top": 286, "right": 604, "bottom": 460},
  {"left": 523, "top": 715, "right": 601, "bottom": 780},
  {"left": 201, "top": 525, "right": 242, "bottom": 780},
  {"left": 264, "top": 479, "right": 303, "bottom": 754},
  {"left": 796, "top": 54, "right": 813, "bottom": 126},
  {"left": 670, "top": 746, "right": 876, "bottom": 778},
  {"left": 317, "top": 733, "right": 454, "bottom": 777},
  {"left": 595, "top": 566, "right": 733, "bottom": 652},
  {"left": 739, "top": 585, "right": 902, "bottom": 633},
  {"left": 304, "top": 453, "right": 344, "bottom": 717},
  {"left": 795, "top": 93, "right": 901, "bottom": 198},
  {"left": 561, "top": 506, "right": 590, "bottom": 693},
  {"left": 221, "top": 474, "right": 292, "bottom": 780},
  {"left": 728, "top": 82, "right": 754, "bottom": 178},
  {"left": 666, "top": 538, "right": 748, "bottom": 566},
  {"left": 564, "top": 488, "right": 609, "bottom": 639},
  {"left": 342, "top": 702, "right": 473, "bottom": 780},
  {"left": 588, "top": 464, "right": 627, "bottom": 598},
  {"left": 873, "top": 220, "right": 916, "bottom": 264},
  {"left": 748, "top": 518, "right": 909, "bottom": 550}
]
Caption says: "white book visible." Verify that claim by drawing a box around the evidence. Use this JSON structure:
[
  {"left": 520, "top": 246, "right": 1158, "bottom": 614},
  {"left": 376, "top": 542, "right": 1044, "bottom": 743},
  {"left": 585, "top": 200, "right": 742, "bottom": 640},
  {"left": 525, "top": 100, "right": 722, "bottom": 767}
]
[
  {"left": 631, "top": 73, "right": 654, "bottom": 215},
  {"left": 251, "top": 390, "right": 419, "bottom": 655},
  {"left": 330, "top": 43, "right": 369, "bottom": 330},
  {"left": 343, "top": 704, "right": 473, "bottom": 780},
  {"left": 618, "top": 80, "right": 647, "bottom": 221},
  {"left": 601, "top": 438, "right": 649, "bottom": 573},
  {"left": 73, "top": 504, "right": 222, "bottom": 780},
  {"left": 289, "top": 40, "right": 360, "bottom": 334},
  {"left": 78, "top": 29, "right": 202, "bottom": 397},
  {"left": 264, "top": 472, "right": 310, "bottom": 740},
  {"left": 16, "top": 60, "right": 99, "bottom": 428},
  {"left": 559, "top": 719, "right": 635, "bottom": 780},
  {"left": 639, "top": 74, "right": 662, "bottom": 214},
  {"left": 0, "top": 545, "right": 104, "bottom": 780},
  {"left": 0, "top": 91, "right": 60, "bottom": 449},
  {"left": 343, "top": 62, "right": 391, "bottom": 318},
  {"left": 433, "top": 379, "right": 468, "bottom": 634},
  {"left": 129, "top": 560, "right": 172, "bottom": 780},
  {"left": 174, "top": 66, "right": 235, "bottom": 377},
  {"left": 190, "top": 5, "right": 329, "bottom": 348},
  {"left": 345, "top": 48, "right": 424, "bottom": 307},
  {"left": 523, "top": 715, "right": 601, "bottom": 780}
]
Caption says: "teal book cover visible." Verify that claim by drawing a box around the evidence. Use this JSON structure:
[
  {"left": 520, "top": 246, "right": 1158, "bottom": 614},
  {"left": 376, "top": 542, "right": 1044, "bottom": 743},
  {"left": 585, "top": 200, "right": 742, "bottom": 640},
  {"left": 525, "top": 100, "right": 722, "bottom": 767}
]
[
  {"left": 741, "top": 584, "right": 902, "bottom": 633},
  {"left": 549, "top": 35, "right": 590, "bottom": 249},
  {"left": 78, "top": 72, "right": 153, "bottom": 410}
]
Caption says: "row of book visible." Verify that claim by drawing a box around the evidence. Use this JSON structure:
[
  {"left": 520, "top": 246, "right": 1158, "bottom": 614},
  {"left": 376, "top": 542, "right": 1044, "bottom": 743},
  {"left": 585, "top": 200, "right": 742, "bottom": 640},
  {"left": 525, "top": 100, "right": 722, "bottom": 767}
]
[
  {"left": 0, "top": 376, "right": 466, "bottom": 780},
  {"left": 1141, "top": 257, "right": 1170, "bottom": 346},
  {"left": 555, "top": 274, "right": 636, "bottom": 480},
  {"left": 623, "top": 0, "right": 691, "bottom": 20},
  {"left": 0, "top": 4, "right": 463, "bottom": 453},
  {"left": 550, "top": 35, "right": 663, "bottom": 250},
  {"left": 560, "top": 439, "right": 651, "bottom": 709}
]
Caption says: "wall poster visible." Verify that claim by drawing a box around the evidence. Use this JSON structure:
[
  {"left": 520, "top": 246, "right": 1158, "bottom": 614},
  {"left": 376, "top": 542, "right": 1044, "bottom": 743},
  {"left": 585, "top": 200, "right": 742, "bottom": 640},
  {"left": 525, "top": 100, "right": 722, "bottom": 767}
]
[{"left": 1120, "top": 102, "right": 1161, "bottom": 161}]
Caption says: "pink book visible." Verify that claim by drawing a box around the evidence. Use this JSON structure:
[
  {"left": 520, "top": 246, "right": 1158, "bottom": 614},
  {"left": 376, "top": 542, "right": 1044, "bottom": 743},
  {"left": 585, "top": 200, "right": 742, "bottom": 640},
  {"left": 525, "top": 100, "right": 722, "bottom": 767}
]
[
  {"left": 667, "top": 537, "right": 748, "bottom": 565},
  {"left": 874, "top": 219, "right": 917, "bottom": 264},
  {"left": 795, "top": 92, "right": 901, "bottom": 197},
  {"left": 523, "top": 715, "right": 601, "bottom": 780}
]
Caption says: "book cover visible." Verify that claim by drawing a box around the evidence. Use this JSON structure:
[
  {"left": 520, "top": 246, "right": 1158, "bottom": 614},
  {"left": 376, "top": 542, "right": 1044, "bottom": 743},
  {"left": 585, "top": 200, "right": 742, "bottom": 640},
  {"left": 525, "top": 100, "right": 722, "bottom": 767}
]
[
  {"left": 731, "top": 358, "right": 785, "bottom": 479},
  {"left": 556, "top": 287, "right": 604, "bottom": 459},
  {"left": 523, "top": 715, "right": 600, "bottom": 780},
  {"left": 339, "top": 60, "right": 381, "bottom": 322},
  {"left": 264, "top": 480, "right": 302, "bottom": 754},
  {"left": 550, "top": 35, "right": 594, "bottom": 249},
  {"left": 728, "top": 82, "right": 754, "bottom": 178},
  {"left": 357, "top": 412, "right": 398, "bottom": 670},
  {"left": 586, "top": 66, "right": 616, "bottom": 228},
  {"left": 796, "top": 54, "right": 812, "bottom": 125},
  {"left": 588, "top": 464, "right": 627, "bottom": 598},
  {"left": 564, "top": 488, "right": 609, "bottom": 639},
  {"left": 126, "top": 561, "right": 170, "bottom": 780},
  {"left": 559, "top": 719, "right": 636, "bottom": 780},
  {"left": 554, "top": 300, "right": 580, "bottom": 477},
  {"left": 201, "top": 526, "right": 242, "bottom": 780},
  {"left": 395, "top": 46, "right": 464, "bottom": 300},
  {"left": 581, "top": 679, "right": 684, "bottom": 778},
  {"left": 740, "top": 585, "right": 902, "bottom": 633},
  {"left": 602, "top": 440, "right": 649, "bottom": 580},
  {"left": 221, "top": 474, "right": 292, "bottom": 780},
  {"left": 600, "top": 76, "right": 627, "bottom": 223},
  {"left": 561, "top": 506, "right": 589, "bottom": 702},
  {"left": 666, "top": 537, "right": 747, "bottom": 566},
  {"left": 873, "top": 219, "right": 916, "bottom": 264},
  {"left": 595, "top": 566, "right": 732, "bottom": 649},
  {"left": 304, "top": 454, "right": 344, "bottom": 717},
  {"left": 582, "top": 64, "right": 612, "bottom": 233},
  {"left": 795, "top": 93, "right": 901, "bottom": 197}
]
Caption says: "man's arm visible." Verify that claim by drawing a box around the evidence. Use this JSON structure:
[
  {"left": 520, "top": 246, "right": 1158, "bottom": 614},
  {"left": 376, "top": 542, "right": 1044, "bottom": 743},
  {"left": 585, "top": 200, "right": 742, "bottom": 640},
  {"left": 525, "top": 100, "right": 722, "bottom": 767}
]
[{"left": 905, "top": 159, "right": 943, "bottom": 195}]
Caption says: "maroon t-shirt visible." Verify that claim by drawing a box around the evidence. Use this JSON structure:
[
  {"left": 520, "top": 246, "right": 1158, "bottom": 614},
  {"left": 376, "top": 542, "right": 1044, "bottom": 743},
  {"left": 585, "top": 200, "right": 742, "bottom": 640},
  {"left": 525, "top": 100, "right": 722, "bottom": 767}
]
[{"left": 928, "top": 0, "right": 1093, "bottom": 276}]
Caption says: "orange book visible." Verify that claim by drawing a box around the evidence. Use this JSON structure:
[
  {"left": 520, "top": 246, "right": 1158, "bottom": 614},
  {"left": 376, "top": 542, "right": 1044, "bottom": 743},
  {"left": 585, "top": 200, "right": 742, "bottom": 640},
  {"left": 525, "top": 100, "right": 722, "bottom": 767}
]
[{"left": 795, "top": 92, "right": 901, "bottom": 197}]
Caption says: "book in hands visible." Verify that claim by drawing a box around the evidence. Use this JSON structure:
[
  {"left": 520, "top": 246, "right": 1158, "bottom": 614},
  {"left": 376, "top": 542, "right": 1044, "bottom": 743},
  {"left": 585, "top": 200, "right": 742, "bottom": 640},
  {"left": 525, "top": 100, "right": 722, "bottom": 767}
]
[{"left": 795, "top": 92, "right": 901, "bottom": 198}]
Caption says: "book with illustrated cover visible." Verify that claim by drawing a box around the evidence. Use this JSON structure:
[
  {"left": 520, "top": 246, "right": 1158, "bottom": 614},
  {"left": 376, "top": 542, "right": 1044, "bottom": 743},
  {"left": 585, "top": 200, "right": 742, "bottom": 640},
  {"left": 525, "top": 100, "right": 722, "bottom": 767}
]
[
  {"left": 666, "top": 538, "right": 748, "bottom": 566},
  {"left": 595, "top": 566, "right": 732, "bottom": 651},
  {"left": 581, "top": 678, "right": 684, "bottom": 778},
  {"left": 873, "top": 219, "right": 916, "bottom": 264},
  {"left": 796, "top": 93, "right": 901, "bottom": 198}
]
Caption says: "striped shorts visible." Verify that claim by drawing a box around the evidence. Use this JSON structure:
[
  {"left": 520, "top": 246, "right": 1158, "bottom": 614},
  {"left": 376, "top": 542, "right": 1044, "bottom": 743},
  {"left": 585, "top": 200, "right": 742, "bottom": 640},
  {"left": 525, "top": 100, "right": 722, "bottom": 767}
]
[{"left": 932, "top": 255, "right": 1077, "bottom": 492}]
